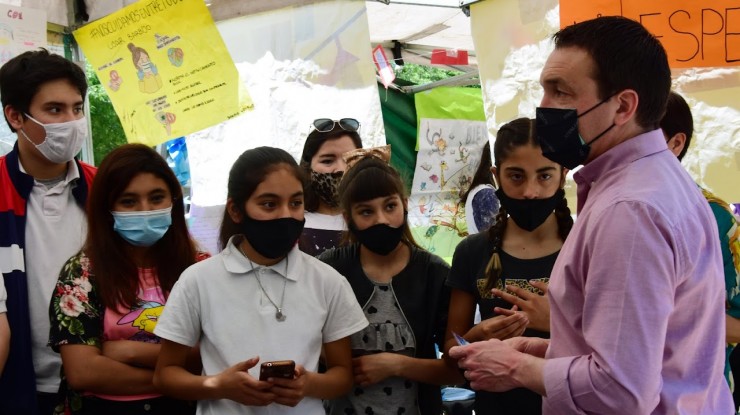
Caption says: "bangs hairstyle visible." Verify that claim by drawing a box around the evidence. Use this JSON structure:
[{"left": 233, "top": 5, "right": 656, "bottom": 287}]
[
  {"left": 300, "top": 124, "right": 362, "bottom": 212},
  {"left": 338, "top": 156, "right": 420, "bottom": 248},
  {"left": 219, "top": 146, "right": 305, "bottom": 250},
  {"left": 85, "top": 143, "right": 197, "bottom": 310}
]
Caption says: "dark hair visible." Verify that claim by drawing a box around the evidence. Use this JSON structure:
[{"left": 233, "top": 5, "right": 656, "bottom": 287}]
[
  {"left": 85, "top": 144, "right": 197, "bottom": 309},
  {"left": 0, "top": 49, "right": 88, "bottom": 132},
  {"left": 484, "top": 118, "right": 573, "bottom": 291},
  {"left": 300, "top": 124, "right": 362, "bottom": 212},
  {"left": 660, "top": 91, "right": 693, "bottom": 161},
  {"left": 460, "top": 141, "right": 494, "bottom": 204},
  {"left": 553, "top": 16, "right": 671, "bottom": 130},
  {"left": 338, "top": 156, "right": 421, "bottom": 249},
  {"left": 219, "top": 146, "right": 304, "bottom": 249}
]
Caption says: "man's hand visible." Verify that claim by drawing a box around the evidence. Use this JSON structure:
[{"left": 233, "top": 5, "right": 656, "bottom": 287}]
[{"left": 503, "top": 337, "right": 549, "bottom": 358}]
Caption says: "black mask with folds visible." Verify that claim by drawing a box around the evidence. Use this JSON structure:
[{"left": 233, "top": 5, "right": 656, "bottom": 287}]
[
  {"left": 495, "top": 188, "right": 565, "bottom": 232},
  {"left": 239, "top": 215, "right": 306, "bottom": 259}
]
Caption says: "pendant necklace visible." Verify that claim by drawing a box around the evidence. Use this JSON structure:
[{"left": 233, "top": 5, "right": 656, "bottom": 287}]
[{"left": 240, "top": 244, "right": 288, "bottom": 322}]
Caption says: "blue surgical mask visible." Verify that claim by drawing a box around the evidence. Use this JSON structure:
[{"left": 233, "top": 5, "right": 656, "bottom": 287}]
[{"left": 111, "top": 207, "right": 172, "bottom": 247}]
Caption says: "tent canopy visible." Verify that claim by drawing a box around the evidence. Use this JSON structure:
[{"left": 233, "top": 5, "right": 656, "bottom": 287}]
[{"left": 22, "top": 0, "right": 476, "bottom": 70}]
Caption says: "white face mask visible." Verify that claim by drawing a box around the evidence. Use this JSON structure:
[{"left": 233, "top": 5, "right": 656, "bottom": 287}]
[{"left": 19, "top": 114, "right": 87, "bottom": 164}]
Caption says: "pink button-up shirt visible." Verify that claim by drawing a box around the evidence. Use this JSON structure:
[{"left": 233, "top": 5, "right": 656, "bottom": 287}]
[{"left": 543, "top": 129, "right": 734, "bottom": 414}]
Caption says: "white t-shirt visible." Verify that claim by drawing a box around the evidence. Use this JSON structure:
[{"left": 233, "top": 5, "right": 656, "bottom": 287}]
[
  {"left": 23, "top": 160, "right": 87, "bottom": 393},
  {"left": 304, "top": 211, "right": 345, "bottom": 232},
  {"left": 155, "top": 235, "right": 368, "bottom": 415}
]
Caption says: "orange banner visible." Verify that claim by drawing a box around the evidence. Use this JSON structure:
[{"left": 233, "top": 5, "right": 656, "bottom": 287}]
[{"left": 560, "top": 0, "right": 740, "bottom": 68}]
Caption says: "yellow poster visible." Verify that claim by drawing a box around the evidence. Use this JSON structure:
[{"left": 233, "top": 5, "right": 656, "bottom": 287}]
[{"left": 74, "top": 0, "right": 253, "bottom": 146}]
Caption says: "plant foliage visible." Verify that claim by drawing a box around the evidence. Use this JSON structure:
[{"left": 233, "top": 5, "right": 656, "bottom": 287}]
[{"left": 86, "top": 63, "right": 127, "bottom": 165}]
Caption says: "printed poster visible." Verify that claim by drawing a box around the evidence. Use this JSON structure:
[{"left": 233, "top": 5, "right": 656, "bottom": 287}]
[
  {"left": 0, "top": 4, "right": 46, "bottom": 65},
  {"left": 409, "top": 87, "right": 488, "bottom": 262},
  {"left": 74, "top": 0, "right": 253, "bottom": 146}
]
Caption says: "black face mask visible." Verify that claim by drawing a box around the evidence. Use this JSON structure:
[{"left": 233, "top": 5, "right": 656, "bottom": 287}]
[
  {"left": 239, "top": 215, "right": 306, "bottom": 259},
  {"left": 350, "top": 221, "right": 405, "bottom": 256},
  {"left": 495, "top": 188, "right": 565, "bottom": 232},
  {"left": 536, "top": 96, "right": 615, "bottom": 170}
]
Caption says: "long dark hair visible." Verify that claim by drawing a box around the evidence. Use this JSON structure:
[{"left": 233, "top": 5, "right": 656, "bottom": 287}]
[
  {"left": 219, "top": 146, "right": 305, "bottom": 250},
  {"left": 459, "top": 141, "right": 494, "bottom": 204},
  {"left": 338, "top": 156, "right": 421, "bottom": 249},
  {"left": 483, "top": 118, "right": 573, "bottom": 291},
  {"left": 85, "top": 144, "right": 197, "bottom": 309},
  {"left": 300, "top": 124, "right": 362, "bottom": 212}
]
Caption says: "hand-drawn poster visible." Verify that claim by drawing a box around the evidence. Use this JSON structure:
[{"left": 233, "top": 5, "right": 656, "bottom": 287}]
[
  {"left": 560, "top": 0, "right": 740, "bottom": 69},
  {"left": 74, "top": 0, "right": 253, "bottom": 146},
  {"left": 0, "top": 4, "right": 46, "bottom": 65},
  {"left": 409, "top": 87, "right": 488, "bottom": 262}
]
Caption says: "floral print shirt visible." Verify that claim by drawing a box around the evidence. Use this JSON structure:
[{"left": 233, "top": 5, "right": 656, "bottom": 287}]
[{"left": 48, "top": 250, "right": 209, "bottom": 413}]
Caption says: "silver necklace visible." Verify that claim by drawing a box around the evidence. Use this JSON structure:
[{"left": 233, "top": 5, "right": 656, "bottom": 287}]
[{"left": 239, "top": 244, "right": 288, "bottom": 322}]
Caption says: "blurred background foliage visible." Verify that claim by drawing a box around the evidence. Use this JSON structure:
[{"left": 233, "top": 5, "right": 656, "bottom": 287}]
[{"left": 86, "top": 62, "right": 126, "bottom": 164}]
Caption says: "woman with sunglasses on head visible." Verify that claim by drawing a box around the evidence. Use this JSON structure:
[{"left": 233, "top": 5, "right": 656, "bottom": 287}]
[
  {"left": 48, "top": 144, "right": 209, "bottom": 415},
  {"left": 444, "top": 118, "right": 573, "bottom": 415},
  {"left": 298, "top": 118, "right": 363, "bottom": 256},
  {"left": 318, "top": 147, "right": 461, "bottom": 415},
  {"left": 153, "top": 147, "right": 368, "bottom": 414}
]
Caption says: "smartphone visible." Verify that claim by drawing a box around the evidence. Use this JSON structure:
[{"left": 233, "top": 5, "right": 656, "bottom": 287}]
[{"left": 259, "top": 360, "right": 296, "bottom": 381}]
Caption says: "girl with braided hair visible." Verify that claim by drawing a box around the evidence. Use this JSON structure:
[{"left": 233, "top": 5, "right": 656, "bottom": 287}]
[{"left": 444, "top": 117, "right": 573, "bottom": 415}]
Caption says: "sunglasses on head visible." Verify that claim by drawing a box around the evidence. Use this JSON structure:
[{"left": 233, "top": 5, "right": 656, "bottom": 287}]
[{"left": 312, "top": 118, "right": 361, "bottom": 133}]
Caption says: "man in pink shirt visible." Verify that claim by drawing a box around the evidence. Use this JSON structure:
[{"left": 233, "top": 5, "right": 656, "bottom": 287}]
[{"left": 449, "top": 16, "right": 734, "bottom": 414}]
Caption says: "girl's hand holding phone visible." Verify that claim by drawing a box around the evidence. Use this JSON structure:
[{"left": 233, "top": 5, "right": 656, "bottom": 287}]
[
  {"left": 265, "top": 363, "right": 308, "bottom": 407},
  {"left": 214, "top": 357, "right": 276, "bottom": 406}
]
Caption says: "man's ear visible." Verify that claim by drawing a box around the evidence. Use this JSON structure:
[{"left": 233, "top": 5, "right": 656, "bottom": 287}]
[
  {"left": 613, "top": 89, "right": 639, "bottom": 126},
  {"left": 226, "top": 198, "right": 243, "bottom": 224},
  {"left": 4, "top": 105, "right": 24, "bottom": 131},
  {"left": 667, "top": 132, "right": 687, "bottom": 158}
]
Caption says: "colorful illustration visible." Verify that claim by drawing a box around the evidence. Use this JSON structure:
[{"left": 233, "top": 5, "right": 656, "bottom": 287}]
[
  {"left": 167, "top": 47, "right": 184, "bottom": 67},
  {"left": 409, "top": 118, "right": 487, "bottom": 259},
  {"left": 108, "top": 70, "right": 122, "bottom": 91},
  {"left": 156, "top": 111, "right": 176, "bottom": 135},
  {"left": 129, "top": 43, "right": 163, "bottom": 94},
  {"left": 74, "top": 0, "right": 253, "bottom": 146},
  {"left": 117, "top": 301, "right": 164, "bottom": 341}
]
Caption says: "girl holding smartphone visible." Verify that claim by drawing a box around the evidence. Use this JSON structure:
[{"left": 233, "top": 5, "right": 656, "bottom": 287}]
[{"left": 153, "top": 146, "right": 367, "bottom": 414}]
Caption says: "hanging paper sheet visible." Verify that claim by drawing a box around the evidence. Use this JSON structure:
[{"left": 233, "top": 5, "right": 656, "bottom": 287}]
[
  {"left": 74, "top": 0, "right": 253, "bottom": 146},
  {"left": 0, "top": 4, "right": 46, "bottom": 65},
  {"left": 409, "top": 87, "right": 488, "bottom": 262}
]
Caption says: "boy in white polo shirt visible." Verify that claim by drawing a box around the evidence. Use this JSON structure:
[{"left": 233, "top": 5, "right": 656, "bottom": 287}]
[{"left": 0, "top": 49, "right": 95, "bottom": 415}]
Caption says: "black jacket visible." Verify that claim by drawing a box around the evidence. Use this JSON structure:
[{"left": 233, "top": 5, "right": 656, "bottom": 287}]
[{"left": 319, "top": 243, "right": 451, "bottom": 415}]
